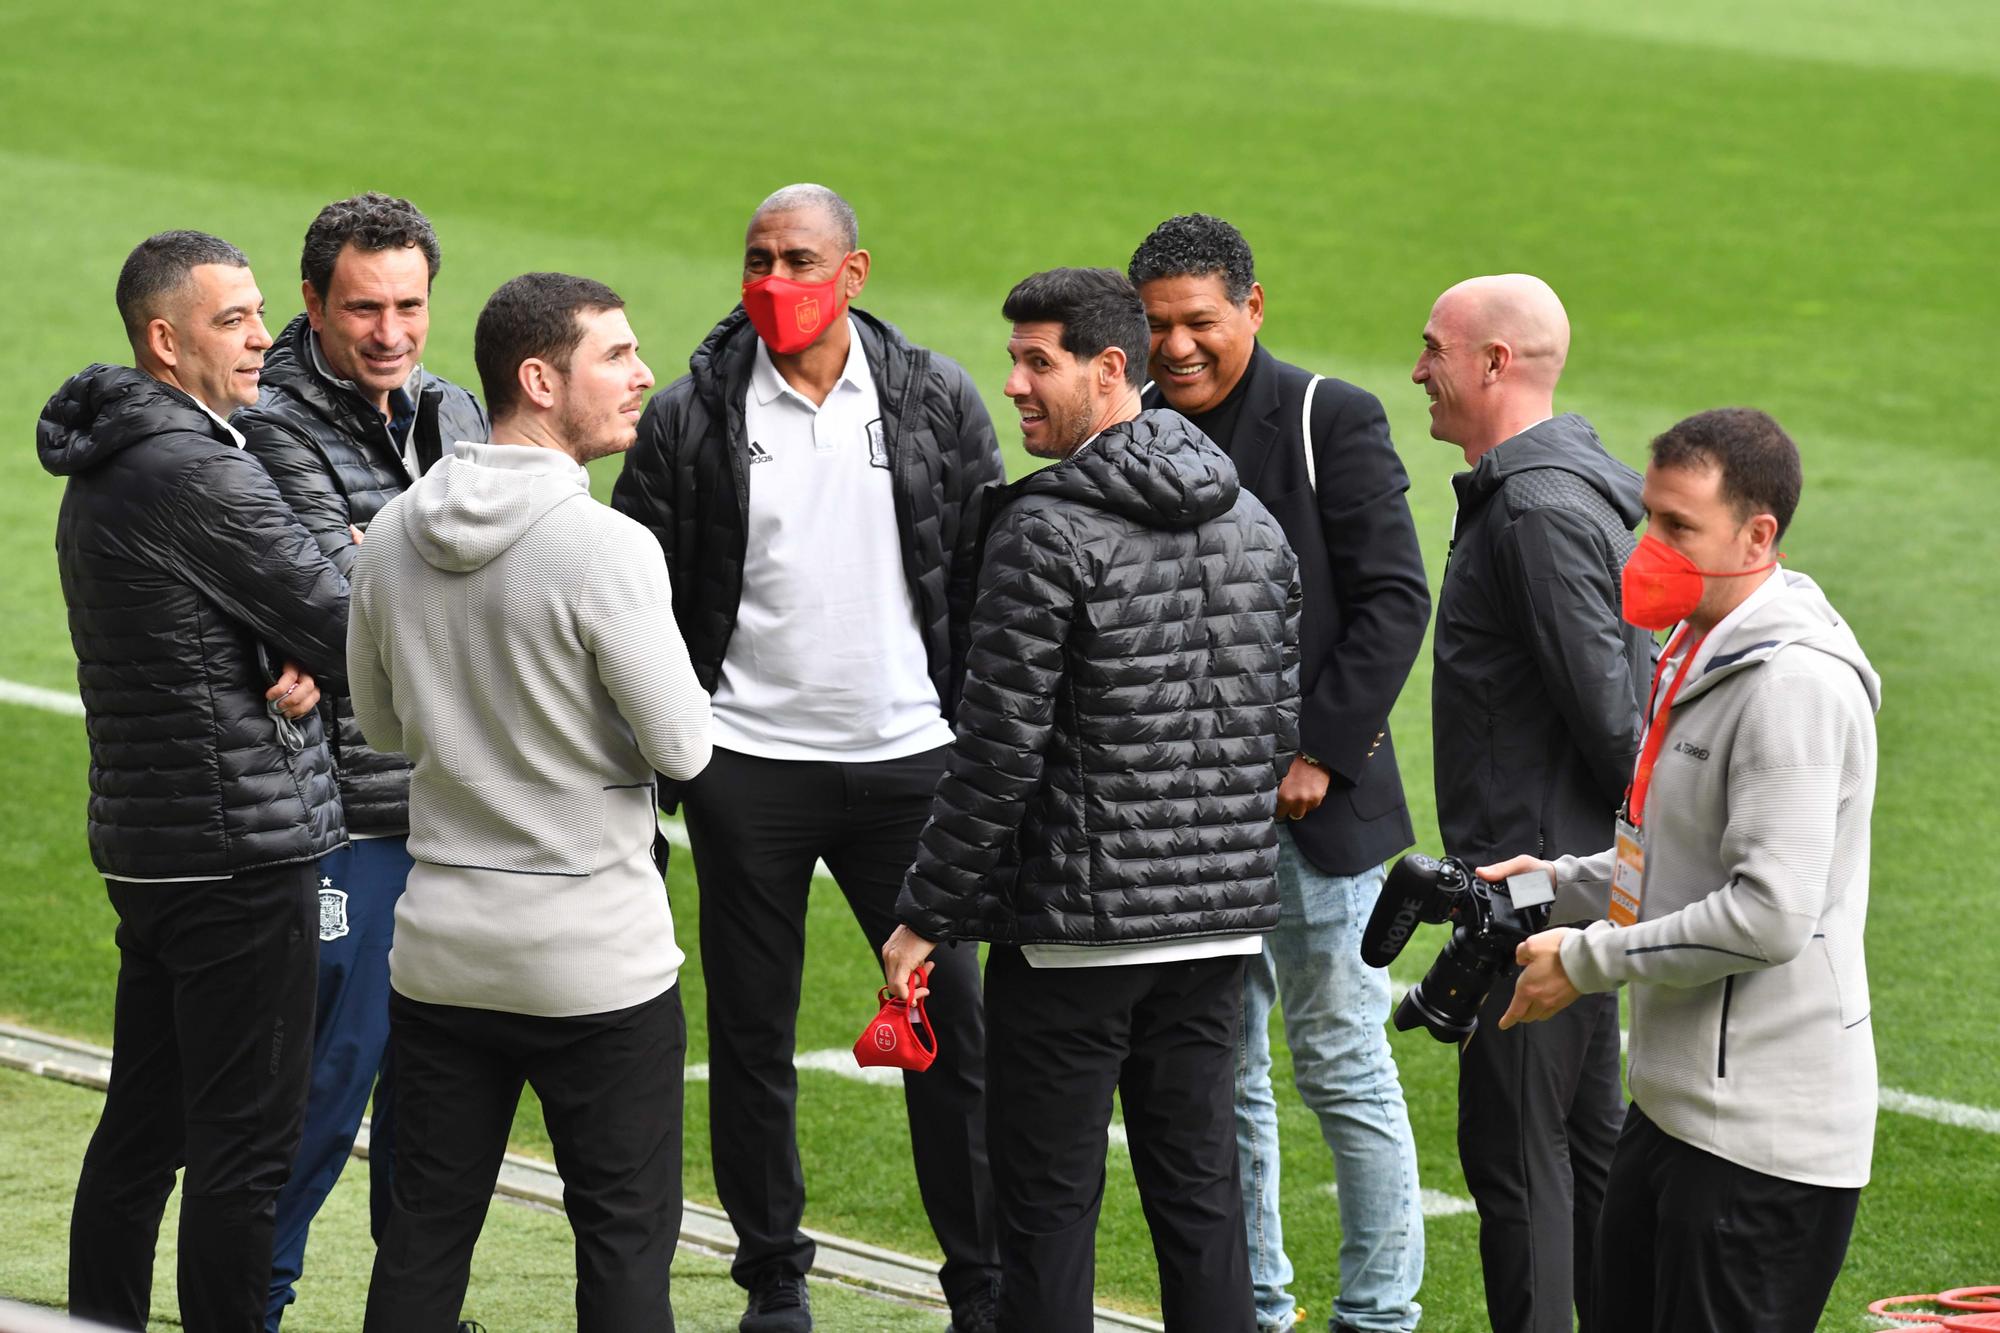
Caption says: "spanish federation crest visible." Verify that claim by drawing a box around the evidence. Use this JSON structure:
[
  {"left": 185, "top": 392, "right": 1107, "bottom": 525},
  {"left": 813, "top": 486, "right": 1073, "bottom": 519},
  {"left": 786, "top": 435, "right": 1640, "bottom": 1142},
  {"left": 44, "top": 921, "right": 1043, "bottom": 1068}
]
[
  {"left": 794, "top": 297, "right": 820, "bottom": 333},
  {"left": 872, "top": 1022, "right": 897, "bottom": 1053},
  {"left": 318, "top": 879, "right": 350, "bottom": 942}
]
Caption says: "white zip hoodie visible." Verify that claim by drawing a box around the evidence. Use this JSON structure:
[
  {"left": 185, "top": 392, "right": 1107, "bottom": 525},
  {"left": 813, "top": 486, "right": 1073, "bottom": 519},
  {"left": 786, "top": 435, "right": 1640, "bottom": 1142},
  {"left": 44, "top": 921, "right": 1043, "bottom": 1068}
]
[
  {"left": 348, "top": 441, "right": 711, "bottom": 1017},
  {"left": 1554, "top": 569, "right": 1880, "bottom": 1188}
]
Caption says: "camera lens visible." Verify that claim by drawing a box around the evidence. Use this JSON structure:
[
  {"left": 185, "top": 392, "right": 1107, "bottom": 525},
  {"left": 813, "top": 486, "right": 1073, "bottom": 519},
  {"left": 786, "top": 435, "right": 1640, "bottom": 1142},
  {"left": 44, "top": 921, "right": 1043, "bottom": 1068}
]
[{"left": 1392, "top": 927, "right": 1497, "bottom": 1042}]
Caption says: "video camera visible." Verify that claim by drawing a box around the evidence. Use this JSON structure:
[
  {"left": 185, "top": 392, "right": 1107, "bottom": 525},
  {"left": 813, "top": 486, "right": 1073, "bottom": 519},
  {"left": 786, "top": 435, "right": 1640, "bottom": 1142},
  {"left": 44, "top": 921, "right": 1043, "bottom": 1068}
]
[{"left": 1360, "top": 853, "right": 1554, "bottom": 1042}]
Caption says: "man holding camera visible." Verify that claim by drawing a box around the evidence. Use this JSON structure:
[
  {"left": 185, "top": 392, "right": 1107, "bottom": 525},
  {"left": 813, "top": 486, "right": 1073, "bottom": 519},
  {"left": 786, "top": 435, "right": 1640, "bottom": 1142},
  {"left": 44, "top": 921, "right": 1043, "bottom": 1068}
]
[
  {"left": 1414, "top": 274, "right": 1651, "bottom": 1333},
  {"left": 1490, "top": 407, "right": 1878, "bottom": 1333}
]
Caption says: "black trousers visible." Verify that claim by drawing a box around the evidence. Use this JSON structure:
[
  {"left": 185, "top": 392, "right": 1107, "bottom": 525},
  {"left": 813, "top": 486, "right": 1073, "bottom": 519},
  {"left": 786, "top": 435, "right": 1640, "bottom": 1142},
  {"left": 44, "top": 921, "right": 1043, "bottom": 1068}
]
[
  {"left": 984, "top": 945, "right": 1255, "bottom": 1333},
  {"left": 1595, "top": 1103, "right": 1859, "bottom": 1333},
  {"left": 1457, "top": 976, "right": 1624, "bottom": 1333},
  {"left": 363, "top": 985, "right": 686, "bottom": 1333},
  {"left": 69, "top": 860, "right": 320, "bottom": 1333},
  {"left": 682, "top": 744, "right": 999, "bottom": 1304}
]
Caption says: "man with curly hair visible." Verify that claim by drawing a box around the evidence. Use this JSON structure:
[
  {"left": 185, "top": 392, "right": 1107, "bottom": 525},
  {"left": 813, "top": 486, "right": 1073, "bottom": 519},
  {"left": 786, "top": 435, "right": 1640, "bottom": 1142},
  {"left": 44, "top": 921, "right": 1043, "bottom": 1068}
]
[
  {"left": 1129, "top": 213, "right": 1431, "bottom": 1333},
  {"left": 235, "top": 192, "right": 488, "bottom": 1330}
]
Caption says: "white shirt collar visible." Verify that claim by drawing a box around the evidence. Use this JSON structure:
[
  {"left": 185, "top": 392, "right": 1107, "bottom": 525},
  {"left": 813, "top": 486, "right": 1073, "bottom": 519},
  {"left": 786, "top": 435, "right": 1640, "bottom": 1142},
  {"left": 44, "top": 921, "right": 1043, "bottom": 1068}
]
[
  {"left": 750, "top": 317, "right": 868, "bottom": 409},
  {"left": 200, "top": 399, "right": 246, "bottom": 449}
]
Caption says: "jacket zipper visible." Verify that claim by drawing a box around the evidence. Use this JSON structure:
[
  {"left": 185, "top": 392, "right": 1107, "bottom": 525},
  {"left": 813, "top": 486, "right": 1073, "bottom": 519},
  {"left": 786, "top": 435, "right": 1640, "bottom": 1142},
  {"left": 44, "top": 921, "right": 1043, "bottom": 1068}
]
[{"left": 1717, "top": 975, "right": 1734, "bottom": 1077}]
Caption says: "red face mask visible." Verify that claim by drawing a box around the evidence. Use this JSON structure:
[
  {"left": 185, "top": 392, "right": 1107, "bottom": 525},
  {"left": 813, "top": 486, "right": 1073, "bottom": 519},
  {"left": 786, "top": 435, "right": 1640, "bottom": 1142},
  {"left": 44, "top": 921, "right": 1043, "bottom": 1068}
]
[
  {"left": 852, "top": 974, "right": 937, "bottom": 1073},
  {"left": 1621, "top": 532, "right": 1776, "bottom": 631},
  {"left": 741, "top": 255, "right": 853, "bottom": 356}
]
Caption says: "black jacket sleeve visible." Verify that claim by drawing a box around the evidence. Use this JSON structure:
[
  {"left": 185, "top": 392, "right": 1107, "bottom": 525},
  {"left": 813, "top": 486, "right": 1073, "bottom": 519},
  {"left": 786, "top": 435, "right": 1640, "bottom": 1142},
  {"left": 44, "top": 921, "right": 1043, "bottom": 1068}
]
[
  {"left": 163, "top": 448, "right": 351, "bottom": 685},
  {"left": 238, "top": 417, "right": 360, "bottom": 579},
  {"left": 941, "top": 361, "right": 1007, "bottom": 703},
  {"left": 1299, "top": 384, "right": 1431, "bottom": 782},
  {"left": 1495, "top": 505, "right": 1645, "bottom": 801},
  {"left": 899, "top": 505, "right": 1076, "bottom": 941},
  {"left": 612, "top": 391, "right": 680, "bottom": 565}
]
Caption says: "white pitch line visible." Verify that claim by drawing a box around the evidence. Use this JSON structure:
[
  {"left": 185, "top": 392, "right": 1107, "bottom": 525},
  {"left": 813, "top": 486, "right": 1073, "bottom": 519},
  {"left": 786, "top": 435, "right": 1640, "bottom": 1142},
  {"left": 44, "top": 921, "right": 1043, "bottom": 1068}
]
[
  {"left": 8, "top": 678, "right": 2000, "bottom": 1145},
  {"left": 0, "top": 677, "right": 84, "bottom": 717}
]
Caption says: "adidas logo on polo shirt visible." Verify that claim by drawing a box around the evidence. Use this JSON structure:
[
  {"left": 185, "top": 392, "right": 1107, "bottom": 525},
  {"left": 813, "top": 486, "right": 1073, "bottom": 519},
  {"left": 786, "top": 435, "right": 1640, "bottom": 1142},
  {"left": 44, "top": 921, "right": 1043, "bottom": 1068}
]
[{"left": 748, "top": 440, "right": 774, "bottom": 465}]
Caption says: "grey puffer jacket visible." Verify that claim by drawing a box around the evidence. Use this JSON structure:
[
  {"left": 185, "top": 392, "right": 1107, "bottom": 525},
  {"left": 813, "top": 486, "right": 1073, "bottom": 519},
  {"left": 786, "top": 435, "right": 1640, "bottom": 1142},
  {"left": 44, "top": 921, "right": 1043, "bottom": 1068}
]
[
  {"left": 235, "top": 314, "right": 489, "bottom": 834},
  {"left": 38, "top": 364, "right": 349, "bottom": 878},
  {"left": 898, "top": 410, "right": 1300, "bottom": 946}
]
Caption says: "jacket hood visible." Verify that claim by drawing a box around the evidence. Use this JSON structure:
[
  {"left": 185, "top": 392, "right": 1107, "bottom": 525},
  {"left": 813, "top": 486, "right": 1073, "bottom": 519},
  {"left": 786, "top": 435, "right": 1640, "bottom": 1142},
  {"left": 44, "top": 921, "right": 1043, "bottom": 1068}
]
[
  {"left": 403, "top": 440, "right": 590, "bottom": 573},
  {"left": 1462, "top": 412, "right": 1645, "bottom": 526},
  {"left": 1006, "top": 409, "right": 1238, "bottom": 530},
  {"left": 38, "top": 364, "right": 225, "bottom": 476},
  {"left": 1685, "top": 570, "right": 1883, "bottom": 712}
]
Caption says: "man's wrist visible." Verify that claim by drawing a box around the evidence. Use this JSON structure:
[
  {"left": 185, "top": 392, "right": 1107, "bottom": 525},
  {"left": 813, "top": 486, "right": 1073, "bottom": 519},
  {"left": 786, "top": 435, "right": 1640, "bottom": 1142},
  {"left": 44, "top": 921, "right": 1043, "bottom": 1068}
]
[{"left": 1297, "top": 752, "right": 1326, "bottom": 771}]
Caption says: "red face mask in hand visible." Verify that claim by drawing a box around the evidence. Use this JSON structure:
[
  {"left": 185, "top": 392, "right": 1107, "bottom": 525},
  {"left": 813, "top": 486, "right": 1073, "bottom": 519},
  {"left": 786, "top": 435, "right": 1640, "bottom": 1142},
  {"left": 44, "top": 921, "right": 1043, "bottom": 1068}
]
[
  {"left": 741, "top": 254, "right": 853, "bottom": 356},
  {"left": 853, "top": 973, "right": 937, "bottom": 1073},
  {"left": 1620, "top": 532, "right": 1776, "bottom": 631}
]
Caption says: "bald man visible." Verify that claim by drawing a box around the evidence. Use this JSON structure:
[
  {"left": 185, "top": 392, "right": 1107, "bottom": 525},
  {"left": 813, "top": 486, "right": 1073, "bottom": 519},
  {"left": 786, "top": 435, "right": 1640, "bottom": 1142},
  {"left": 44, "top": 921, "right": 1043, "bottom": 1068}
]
[
  {"left": 612, "top": 184, "right": 1003, "bottom": 1333},
  {"left": 1414, "top": 276, "right": 1653, "bottom": 1333}
]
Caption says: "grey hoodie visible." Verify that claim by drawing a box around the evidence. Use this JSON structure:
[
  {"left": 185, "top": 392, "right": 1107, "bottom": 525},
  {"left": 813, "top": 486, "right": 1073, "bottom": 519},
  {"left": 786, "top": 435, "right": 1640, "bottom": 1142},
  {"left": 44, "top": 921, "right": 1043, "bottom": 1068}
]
[
  {"left": 348, "top": 441, "right": 711, "bottom": 1018},
  {"left": 1554, "top": 569, "right": 1880, "bottom": 1187}
]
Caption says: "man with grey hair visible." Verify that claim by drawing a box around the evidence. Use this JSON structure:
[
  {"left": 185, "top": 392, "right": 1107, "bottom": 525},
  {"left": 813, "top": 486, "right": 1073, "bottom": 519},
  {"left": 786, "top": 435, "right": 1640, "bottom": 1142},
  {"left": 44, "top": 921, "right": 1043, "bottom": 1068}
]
[
  {"left": 613, "top": 185, "right": 1004, "bottom": 1333},
  {"left": 40, "top": 230, "right": 348, "bottom": 1332},
  {"left": 1415, "top": 274, "right": 1652, "bottom": 1333}
]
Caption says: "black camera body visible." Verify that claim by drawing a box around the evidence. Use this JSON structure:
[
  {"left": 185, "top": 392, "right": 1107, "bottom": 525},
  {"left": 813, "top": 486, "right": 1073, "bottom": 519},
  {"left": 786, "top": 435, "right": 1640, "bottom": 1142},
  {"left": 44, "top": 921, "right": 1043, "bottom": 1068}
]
[{"left": 1360, "top": 853, "right": 1553, "bottom": 1042}]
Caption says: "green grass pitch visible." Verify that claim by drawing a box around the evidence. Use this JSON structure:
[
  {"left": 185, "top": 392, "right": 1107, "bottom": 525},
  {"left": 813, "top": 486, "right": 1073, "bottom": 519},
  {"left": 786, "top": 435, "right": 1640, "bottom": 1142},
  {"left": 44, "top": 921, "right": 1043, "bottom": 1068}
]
[{"left": 1, "top": 1, "right": 1995, "bottom": 1329}]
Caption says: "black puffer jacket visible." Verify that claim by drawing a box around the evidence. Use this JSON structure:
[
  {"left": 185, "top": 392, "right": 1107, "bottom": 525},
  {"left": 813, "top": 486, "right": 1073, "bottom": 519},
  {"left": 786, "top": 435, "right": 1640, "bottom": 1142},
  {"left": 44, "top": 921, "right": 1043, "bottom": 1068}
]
[
  {"left": 1432, "top": 412, "right": 1656, "bottom": 867},
  {"left": 610, "top": 308, "right": 1004, "bottom": 751},
  {"left": 38, "top": 365, "right": 350, "bottom": 878},
  {"left": 898, "top": 410, "right": 1301, "bottom": 946},
  {"left": 234, "top": 314, "right": 489, "bottom": 833}
]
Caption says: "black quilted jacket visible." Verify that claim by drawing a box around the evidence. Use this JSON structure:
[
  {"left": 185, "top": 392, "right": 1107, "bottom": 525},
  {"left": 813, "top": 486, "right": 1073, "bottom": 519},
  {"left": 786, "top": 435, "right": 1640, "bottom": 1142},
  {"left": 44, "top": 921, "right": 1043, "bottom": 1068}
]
[
  {"left": 38, "top": 364, "right": 350, "bottom": 878},
  {"left": 897, "top": 410, "right": 1301, "bottom": 946},
  {"left": 1432, "top": 412, "right": 1656, "bottom": 867},
  {"left": 234, "top": 314, "right": 488, "bottom": 833},
  {"left": 610, "top": 307, "right": 1004, "bottom": 802}
]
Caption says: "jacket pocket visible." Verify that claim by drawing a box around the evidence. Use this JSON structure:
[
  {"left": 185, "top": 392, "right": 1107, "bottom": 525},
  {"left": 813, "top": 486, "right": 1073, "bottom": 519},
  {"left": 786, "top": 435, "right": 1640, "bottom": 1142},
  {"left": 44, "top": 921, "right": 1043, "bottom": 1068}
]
[{"left": 1717, "top": 975, "right": 1734, "bottom": 1078}]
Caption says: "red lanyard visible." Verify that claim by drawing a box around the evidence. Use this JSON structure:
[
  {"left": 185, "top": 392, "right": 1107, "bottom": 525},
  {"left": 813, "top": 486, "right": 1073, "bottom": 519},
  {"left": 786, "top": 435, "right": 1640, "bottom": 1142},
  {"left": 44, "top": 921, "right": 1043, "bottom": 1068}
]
[{"left": 1626, "top": 625, "right": 1706, "bottom": 828}]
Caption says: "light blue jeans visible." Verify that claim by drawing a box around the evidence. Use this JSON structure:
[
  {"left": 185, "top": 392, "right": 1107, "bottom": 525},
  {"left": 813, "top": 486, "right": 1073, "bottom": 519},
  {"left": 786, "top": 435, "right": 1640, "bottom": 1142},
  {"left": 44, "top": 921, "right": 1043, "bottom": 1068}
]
[{"left": 1236, "top": 830, "right": 1424, "bottom": 1332}]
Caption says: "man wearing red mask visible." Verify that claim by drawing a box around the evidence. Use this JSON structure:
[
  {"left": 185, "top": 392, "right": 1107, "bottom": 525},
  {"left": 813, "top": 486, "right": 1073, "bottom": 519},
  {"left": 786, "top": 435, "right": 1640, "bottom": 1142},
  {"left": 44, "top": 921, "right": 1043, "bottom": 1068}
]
[
  {"left": 1488, "top": 408, "right": 1879, "bottom": 1333},
  {"left": 1415, "top": 274, "right": 1653, "bottom": 1333},
  {"left": 612, "top": 184, "right": 1004, "bottom": 1333}
]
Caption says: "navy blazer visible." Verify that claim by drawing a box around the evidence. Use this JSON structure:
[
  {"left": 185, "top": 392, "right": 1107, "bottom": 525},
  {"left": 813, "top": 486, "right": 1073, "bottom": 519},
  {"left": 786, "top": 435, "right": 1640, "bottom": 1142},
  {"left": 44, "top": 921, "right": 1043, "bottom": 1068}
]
[{"left": 1147, "top": 342, "right": 1430, "bottom": 875}]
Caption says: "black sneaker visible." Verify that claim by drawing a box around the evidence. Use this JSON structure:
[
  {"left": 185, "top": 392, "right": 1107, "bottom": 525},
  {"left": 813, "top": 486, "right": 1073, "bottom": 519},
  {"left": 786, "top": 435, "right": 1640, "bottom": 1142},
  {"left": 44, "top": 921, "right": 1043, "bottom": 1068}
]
[
  {"left": 741, "top": 1272, "right": 813, "bottom": 1333},
  {"left": 947, "top": 1279, "right": 1000, "bottom": 1333}
]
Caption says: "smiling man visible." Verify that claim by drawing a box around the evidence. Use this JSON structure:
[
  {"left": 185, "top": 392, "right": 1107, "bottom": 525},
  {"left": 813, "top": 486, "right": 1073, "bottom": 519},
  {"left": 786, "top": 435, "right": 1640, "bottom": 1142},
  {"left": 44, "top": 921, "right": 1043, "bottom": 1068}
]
[
  {"left": 41, "top": 231, "right": 350, "bottom": 1333},
  {"left": 350, "top": 272, "right": 711, "bottom": 1332},
  {"left": 884, "top": 266, "right": 1299, "bottom": 1330},
  {"left": 233, "top": 192, "right": 488, "bottom": 1330},
  {"left": 1130, "top": 213, "right": 1431, "bottom": 1333},
  {"left": 612, "top": 184, "right": 1003, "bottom": 1333},
  {"left": 1417, "top": 274, "right": 1653, "bottom": 1333}
]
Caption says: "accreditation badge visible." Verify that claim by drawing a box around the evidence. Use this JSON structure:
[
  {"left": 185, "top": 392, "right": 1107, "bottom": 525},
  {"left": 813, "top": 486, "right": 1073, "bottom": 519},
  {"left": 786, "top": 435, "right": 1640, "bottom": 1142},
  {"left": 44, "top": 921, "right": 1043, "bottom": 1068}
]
[{"left": 1610, "top": 816, "right": 1644, "bottom": 928}]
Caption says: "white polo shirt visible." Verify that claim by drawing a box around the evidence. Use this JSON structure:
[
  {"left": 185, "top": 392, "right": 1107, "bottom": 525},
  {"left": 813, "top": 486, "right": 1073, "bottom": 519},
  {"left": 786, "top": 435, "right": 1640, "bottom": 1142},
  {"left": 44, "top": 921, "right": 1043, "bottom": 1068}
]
[{"left": 710, "top": 321, "right": 953, "bottom": 761}]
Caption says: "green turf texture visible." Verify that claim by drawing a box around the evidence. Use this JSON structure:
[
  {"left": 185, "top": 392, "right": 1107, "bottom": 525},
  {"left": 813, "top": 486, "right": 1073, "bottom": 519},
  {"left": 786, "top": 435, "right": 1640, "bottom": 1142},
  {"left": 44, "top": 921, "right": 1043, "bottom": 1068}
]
[{"left": 1, "top": 1, "right": 1995, "bottom": 1329}]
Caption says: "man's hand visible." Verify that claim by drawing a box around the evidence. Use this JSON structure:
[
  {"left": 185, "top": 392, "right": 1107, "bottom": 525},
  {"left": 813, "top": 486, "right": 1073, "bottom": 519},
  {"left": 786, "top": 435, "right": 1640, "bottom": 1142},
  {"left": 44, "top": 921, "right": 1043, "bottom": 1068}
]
[
  {"left": 349, "top": 524, "right": 366, "bottom": 545},
  {"left": 1275, "top": 755, "right": 1331, "bottom": 821},
  {"left": 1475, "top": 853, "right": 1556, "bottom": 886},
  {"left": 881, "top": 925, "right": 938, "bottom": 1002},
  {"left": 265, "top": 663, "right": 320, "bottom": 719},
  {"left": 1498, "top": 927, "right": 1580, "bottom": 1029}
]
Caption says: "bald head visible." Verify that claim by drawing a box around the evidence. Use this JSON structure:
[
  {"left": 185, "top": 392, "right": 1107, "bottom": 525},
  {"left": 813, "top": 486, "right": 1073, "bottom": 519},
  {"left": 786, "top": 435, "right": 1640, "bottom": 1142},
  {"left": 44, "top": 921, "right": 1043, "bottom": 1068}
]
[
  {"left": 1413, "top": 273, "right": 1572, "bottom": 460},
  {"left": 746, "top": 182, "right": 858, "bottom": 253},
  {"left": 1436, "top": 274, "right": 1569, "bottom": 383}
]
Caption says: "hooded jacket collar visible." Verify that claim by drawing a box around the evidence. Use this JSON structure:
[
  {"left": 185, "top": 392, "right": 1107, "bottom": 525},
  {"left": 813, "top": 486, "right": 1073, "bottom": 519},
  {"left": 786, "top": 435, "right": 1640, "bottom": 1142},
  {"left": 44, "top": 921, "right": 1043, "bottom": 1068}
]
[
  {"left": 1453, "top": 412, "right": 1645, "bottom": 527},
  {"left": 38, "top": 363, "right": 234, "bottom": 476},
  {"left": 1671, "top": 569, "right": 1882, "bottom": 712},
  {"left": 999, "top": 409, "right": 1239, "bottom": 531},
  {"left": 402, "top": 440, "right": 590, "bottom": 574}
]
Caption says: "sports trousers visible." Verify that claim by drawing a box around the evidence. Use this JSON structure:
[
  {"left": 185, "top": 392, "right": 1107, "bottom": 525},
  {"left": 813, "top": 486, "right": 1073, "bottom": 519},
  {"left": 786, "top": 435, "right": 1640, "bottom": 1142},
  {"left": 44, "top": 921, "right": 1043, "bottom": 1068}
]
[
  {"left": 681, "top": 744, "right": 999, "bottom": 1306},
  {"left": 267, "top": 835, "right": 410, "bottom": 1330},
  {"left": 363, "top": 984, "right": 686, "bottom": 1333},
  {"left": 1595, "top": 1102, "right": 1860, "bottom": 1333},
  {"left": 69, "top": 859, "right": 320, "bottom": 1333},
  {"left": 985, "top": 944, "right": 1255, "bottom": 1333},
  {"left": 1457, "top": 971, "right": 1624, "bottom": 1333}
]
